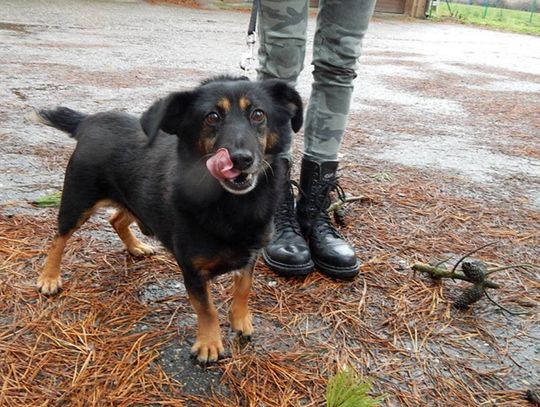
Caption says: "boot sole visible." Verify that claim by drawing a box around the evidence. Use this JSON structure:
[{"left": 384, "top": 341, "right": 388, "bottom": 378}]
[
  {"left": 262, "top": 250, "right": 314, "bottom": 277},
  {"left": 313, "top": 258, "right": 360, "bottom": 280}
]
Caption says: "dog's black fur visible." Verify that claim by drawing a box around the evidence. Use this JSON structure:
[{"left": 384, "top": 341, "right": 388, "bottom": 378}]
[{"left": 36, "top": 76, "right": 303, "bottom": 363}]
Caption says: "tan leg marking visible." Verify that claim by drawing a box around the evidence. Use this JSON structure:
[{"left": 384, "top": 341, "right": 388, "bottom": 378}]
[
  {"left": 188, "top": 283, "right": 224, "bottom": 363},
  {"left": 37, "top": 233, "right": 73, "bottom": 295},
  {"left": 110, "top": 209, "right": 155, "bottom": 257},
  {"left": 228, "top": 267, "right": 254, "bottom": 338},
  {"left": 37, "top": 202, "right": 102, "bottom": 295}
]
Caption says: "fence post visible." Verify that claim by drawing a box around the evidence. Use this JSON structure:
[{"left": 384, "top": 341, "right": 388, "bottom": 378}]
[{"left": 530, "top": 0, "right": 537, "bottom": 23}]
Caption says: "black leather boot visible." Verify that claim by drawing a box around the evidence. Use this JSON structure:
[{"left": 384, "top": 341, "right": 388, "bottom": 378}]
[
  {"left": 297, "top": 158, "right": 360, "bottom": 279},
  {"left": 262, "top": 160, "right": 314, "bottom": 277}
]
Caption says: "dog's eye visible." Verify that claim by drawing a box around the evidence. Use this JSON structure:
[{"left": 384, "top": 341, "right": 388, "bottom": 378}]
[
  {"left": 205, "top": 112, "right": 220, "bottom": 125},
  {"left": 251, "top": 109, "right": 266, "bottom": 123}
]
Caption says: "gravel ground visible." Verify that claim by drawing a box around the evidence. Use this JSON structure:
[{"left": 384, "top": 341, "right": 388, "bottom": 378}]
[{"left": 1, "top": 0, "right": 539, "bottom": 208}]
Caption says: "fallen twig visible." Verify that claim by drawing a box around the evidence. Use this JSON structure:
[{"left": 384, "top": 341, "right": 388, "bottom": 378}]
[
  {"left": 327, "top": 195, "right": 367, "bottom": 214},
  {"left": 411, "top": 263, "right": 500, "bottom": 288},
  {"left": 411, "top": 244, "right": 537, "bottom": 312}
]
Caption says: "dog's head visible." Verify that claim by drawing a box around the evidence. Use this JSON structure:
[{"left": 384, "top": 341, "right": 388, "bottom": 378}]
[{"left": 140, "top": 76, "right": 303, "bottom": 195}]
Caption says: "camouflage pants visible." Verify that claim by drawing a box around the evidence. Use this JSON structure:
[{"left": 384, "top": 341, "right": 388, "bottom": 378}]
[{"left": 257, "top": 0, "right": 376, "bottom": 163}]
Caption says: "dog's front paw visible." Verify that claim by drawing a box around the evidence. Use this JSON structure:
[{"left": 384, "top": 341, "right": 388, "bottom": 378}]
[
  {"left": 229, "top": 310, "right": 253, "bottom": 340},
  {"left": 191, "top": 337, "right": 225, "bottom": 364},
  {"left": 37, "top": 275, "right": 62, "bottom": 295},
  {"left": 127, "top": 241, "right": 155, "bottom": 257}
]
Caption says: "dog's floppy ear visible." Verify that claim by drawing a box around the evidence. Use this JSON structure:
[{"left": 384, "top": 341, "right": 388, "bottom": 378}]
[
  {"left": 140, "top": 91, "right": 193, "bottom": 144},
  {"left": 260, "top": 79, "right": 303, "bottom": 133}
]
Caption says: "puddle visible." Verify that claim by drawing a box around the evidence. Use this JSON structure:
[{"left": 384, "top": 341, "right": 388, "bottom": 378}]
[
  {"left": 139, "top": 279, "right": 186, "bottom": 304},
  {"left": 158, "top": 344, "right": 228, "bottom": 397}
]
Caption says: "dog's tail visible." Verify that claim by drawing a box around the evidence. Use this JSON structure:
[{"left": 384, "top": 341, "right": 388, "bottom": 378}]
[{"left": 32, "top": 107, "right": 87, "bottom": 138}]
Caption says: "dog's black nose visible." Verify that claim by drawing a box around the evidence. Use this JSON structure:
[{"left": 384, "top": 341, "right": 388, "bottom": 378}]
[{"left": 230, "top": 150, "right": 254, "bottom": 170}]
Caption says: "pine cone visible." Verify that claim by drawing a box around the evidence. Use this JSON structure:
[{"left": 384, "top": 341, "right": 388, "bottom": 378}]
[
  {"left": 453, "top": 284, "right": 485, "bottom": 309},
  {"left": 333, "top": 207, "right": 346, "bottom": 227},
  {"left": 461, "top": 260, "right": 487, "bottom": 283}
]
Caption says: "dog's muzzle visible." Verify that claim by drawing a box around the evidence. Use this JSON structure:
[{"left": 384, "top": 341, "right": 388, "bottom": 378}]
[
  {"left": 220, "top": 171, "right": 259, "bottom": 195},
  {"left": 206, "top": 148, "right": 259, "bottom": 195}
]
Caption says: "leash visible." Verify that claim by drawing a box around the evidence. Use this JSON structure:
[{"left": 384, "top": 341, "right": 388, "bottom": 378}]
[{"left": 239, "top": 0, "right": 259, "bottom": 77}]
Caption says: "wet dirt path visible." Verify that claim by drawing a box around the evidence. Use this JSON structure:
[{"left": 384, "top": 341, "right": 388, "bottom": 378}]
[{"left": 1, "top": 0, "right": 539, "bottom": 209}]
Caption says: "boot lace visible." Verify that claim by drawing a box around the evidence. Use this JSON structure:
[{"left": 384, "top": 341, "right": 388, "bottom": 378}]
[
  {"left": 303, "top": 175, "right": 346, "bottom": 238},
  {"left": 274, "top": 180, "right": 302, "bottom": 234}
]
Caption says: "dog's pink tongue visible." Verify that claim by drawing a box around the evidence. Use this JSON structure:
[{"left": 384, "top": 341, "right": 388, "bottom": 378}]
[{"left": 206, "top": 148, "right": 241, "bottom": 181}]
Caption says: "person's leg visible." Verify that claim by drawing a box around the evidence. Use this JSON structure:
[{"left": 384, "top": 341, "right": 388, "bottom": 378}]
[
  {"left": 259, "top": 0, "right": 314, "bottom": 276},
  {"left": 304, "top": 0, "right": 375, "bottom": 162},
  {"left": 297, "top": 0, "right": 376, "bottom": 279},
  {"left": 257, "top": 0, "right": 308, "bottom": 86}
]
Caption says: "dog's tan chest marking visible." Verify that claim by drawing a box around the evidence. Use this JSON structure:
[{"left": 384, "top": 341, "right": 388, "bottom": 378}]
[{"left": 192, "top": 255, "right": 224, "bottom": 273}]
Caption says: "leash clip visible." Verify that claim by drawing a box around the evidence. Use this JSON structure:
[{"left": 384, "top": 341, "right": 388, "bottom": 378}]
[{"left": 240, "top": 33, "right": 257, "bottom": 76}]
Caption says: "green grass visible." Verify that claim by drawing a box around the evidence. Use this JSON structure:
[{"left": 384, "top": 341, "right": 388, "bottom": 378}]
[
  {"left": 325, "top": 367, "right": 382, "bottom": 407},
  {"left": 32, "top": 191, "right": 61, "bottom": 208},
  {"left": 431, "top": 2, "right": 540, "bottom": 35}
]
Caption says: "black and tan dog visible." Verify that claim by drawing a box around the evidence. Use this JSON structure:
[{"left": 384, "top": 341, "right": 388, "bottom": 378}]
[{"left": 34, "top": 76, "right": 302, "bottom": 363}]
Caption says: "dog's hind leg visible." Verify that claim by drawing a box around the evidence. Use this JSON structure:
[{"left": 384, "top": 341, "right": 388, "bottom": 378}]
[
  {"left": 38, "top": 232, "right": 74, "bottom": 295},
  {"left": 37, "top": 194, "right": 104, "bottom": 295},
  {"left": 229, "top": 259, "right": 255, "bottom": 340},
  {"left": 183, "top": 270, "right": 224, "bottom": 364},
  {"left": 109, "top": 209, "right": 155, "bottom": 257}
]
